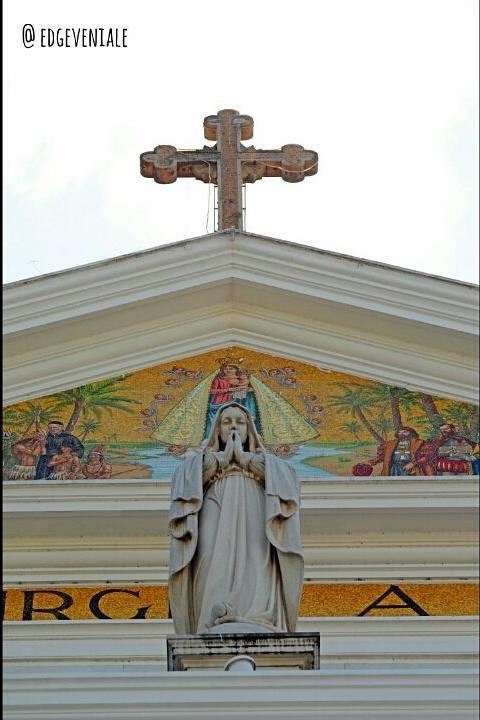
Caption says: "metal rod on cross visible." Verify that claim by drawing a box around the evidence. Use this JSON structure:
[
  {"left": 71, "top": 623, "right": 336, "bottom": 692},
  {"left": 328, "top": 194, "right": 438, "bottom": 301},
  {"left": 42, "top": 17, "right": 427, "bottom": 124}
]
[{"left": 140, "top": 109, "right": 318, "bottom": 232}]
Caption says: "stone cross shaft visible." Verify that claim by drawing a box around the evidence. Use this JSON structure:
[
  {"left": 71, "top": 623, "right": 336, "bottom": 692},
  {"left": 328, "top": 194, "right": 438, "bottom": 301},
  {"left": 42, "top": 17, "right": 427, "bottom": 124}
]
[{"left": 140, "top": 109, "right": 318, "bottom": 231}]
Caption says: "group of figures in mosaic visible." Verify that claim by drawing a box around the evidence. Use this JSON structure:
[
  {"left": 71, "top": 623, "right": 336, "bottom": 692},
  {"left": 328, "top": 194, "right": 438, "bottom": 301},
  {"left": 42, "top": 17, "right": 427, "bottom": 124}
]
[
  {"left": 4, "top": 418, "right": 477, "bottom": 482},
  {"left": 5, "top": 421, "right": 111, "bottom": 481},
  {"left": 2, "top": 351, "right": 479, "bottom": 481},
  {"left": 360, "top": 423, "right": 478, "bottom": 476}
]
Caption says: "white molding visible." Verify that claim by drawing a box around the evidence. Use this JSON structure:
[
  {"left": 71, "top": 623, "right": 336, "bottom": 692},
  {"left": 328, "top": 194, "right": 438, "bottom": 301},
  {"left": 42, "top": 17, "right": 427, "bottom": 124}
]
[
  {"left": 3, "top": 617, "right": 478, "bottom": 665},
  {"left": 3, "top": 561, "right": 478, "bottom": 587},
  {"left": 4, "top": 530, "right": 478, "bottom": 585},
  {"left": 4, "top": 560, "right": 478, "bottom": 587},
  {"left": 4, "top": 671, "right": 478, "bottom": 720},
  {"left": 3, "top": 478, "right": 478, "bottom": 585},
  {"left": 3, "top": 477, "right": 478, "bottom": 512},
  {"left": 3, "top": 617, "right": 479, "bottom": 720},
  {"left": 3, "top": 232, "right": 479, "bottom": 405},
  {"left": 4, "top": 309, "right": 478, "bottom": 404},
  {"left": 4, "top": 232, "right": 478, "bottom": 334},
  {"left": 3, "top": 542, "right": 478, "bottom": 585}
]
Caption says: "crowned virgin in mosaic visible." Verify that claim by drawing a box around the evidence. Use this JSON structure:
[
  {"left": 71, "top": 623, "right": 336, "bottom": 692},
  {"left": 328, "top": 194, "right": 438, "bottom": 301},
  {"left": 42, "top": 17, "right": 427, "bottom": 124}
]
[{"left": 3, "top": 347, "right": 479, "bottom": 481}]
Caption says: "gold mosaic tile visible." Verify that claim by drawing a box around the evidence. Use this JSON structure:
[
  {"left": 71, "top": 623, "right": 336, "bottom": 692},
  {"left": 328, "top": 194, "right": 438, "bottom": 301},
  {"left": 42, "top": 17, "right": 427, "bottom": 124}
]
[
  {"left": 299, "top": 583, "right": 479, "bottom": 617},
  {"left": 3, "top": 583, "right": 478, "bottom": 621},
  {"left": 3, "top": 586, "right": 169, "bottom": 622}
]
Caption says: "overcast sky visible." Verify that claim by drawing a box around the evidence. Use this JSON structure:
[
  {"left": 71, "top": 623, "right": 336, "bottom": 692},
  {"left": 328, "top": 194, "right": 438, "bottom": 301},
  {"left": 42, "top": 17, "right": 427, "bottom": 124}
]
[{"left": 4, "top": 0, "right": 479, "bottom": 284}]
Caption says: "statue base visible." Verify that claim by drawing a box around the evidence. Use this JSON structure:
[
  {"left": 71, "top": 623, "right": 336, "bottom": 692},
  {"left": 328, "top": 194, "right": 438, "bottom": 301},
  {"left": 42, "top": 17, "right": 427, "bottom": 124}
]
[{"left": 167, "top": 632, "right": 320, "bottom": 671}]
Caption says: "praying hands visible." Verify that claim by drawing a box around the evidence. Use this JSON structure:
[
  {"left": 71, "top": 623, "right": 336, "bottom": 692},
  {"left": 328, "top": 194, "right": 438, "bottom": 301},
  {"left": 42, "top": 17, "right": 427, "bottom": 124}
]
[{"left": 215, "top": 430, "right": 250, "bottom": 468}]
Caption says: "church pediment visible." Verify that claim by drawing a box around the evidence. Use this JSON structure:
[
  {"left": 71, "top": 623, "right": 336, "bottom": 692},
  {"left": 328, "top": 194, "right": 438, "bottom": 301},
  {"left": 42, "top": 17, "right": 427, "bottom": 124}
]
[{"left": 3, "top": 346, "right": 478, "bottom": 482}]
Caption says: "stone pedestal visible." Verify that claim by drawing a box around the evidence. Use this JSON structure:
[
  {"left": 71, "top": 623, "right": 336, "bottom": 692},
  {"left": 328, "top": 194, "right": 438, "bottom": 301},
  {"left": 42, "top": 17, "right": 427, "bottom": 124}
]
[{"left": 167, "top": 632, "right": 320, "bottom": 671}]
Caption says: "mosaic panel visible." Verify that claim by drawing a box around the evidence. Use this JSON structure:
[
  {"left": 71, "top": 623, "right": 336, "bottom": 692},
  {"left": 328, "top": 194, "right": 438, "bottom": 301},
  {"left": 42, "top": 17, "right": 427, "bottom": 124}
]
[{"left": 3, "top": 347, "right": 479, "bottom": 480}]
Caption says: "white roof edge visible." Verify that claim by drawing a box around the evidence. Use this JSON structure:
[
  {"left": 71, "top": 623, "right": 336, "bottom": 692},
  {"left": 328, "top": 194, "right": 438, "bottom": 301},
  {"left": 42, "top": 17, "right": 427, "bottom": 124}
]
[
  {"left": 3, "top": 226, "right": 478, "bottom": 404},
  {"left": 3, "top": 228, "right": 478, "bottom": 290},
  {"left": 3, "top": 229, "right": 478, "bottom": 345}
]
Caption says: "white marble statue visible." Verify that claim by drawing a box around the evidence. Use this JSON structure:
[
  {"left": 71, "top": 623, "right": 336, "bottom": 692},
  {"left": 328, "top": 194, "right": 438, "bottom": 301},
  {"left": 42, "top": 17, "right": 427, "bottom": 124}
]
[{"left": 168, "top": 402, "right": 304, "bottom": 634}]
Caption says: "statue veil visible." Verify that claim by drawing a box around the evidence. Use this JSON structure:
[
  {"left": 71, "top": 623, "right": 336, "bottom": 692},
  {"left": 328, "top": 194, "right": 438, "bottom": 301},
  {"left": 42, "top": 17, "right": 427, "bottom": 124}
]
[{"left": 204, "top": 401, "right": 264, "bottom": 453}]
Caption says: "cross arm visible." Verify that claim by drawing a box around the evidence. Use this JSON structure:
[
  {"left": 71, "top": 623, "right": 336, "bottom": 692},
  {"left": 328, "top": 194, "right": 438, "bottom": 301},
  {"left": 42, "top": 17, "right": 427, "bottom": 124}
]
[
  {"left": 140, "top": 146, "right": 219, "bottom": 184},
  {"left": 240, "top": 145, "right": 318, "bottom": 183}
]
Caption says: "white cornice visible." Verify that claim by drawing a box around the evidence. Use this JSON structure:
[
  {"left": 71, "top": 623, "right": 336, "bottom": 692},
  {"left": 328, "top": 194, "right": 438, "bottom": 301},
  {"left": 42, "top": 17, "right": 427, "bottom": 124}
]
[
  {"left": 3, "top": 231, "right": 479, "bottom": 406},
  {"left": 4, "top": 616, "right": 478, "bottom": 665},
  {"left": 3, "top": 477, "right": 478, "bottom": 514},
  {"left": 4, "top": 548, "right": 477, "bottom": 586},
  {"left": 5, "top": 672, "right": 477, "bottom": 720},
  {"left": 3, "top": 299, "right": 479, "bottom": 405},
  {"left": 4, "top": 528, "right": 478, "bottom": 585},
  {"left": 3, "top": 478, "right": 478, "bottom": 585},
  {"left": 4, "top": 616, "right": 479, "bottom": 720},
  {"left": 4, "top": 232, "right": 478, "bottom": 334}
]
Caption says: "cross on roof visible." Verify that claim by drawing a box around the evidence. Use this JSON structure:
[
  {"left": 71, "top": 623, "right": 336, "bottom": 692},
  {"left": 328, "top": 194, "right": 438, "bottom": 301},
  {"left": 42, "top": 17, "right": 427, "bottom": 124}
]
[{"left": 140, "top": 109, "right": 318, "bottom": 231}]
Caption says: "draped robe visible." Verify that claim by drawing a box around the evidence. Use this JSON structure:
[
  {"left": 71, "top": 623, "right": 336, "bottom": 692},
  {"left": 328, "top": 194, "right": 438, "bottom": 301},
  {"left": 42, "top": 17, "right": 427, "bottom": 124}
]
[{"left": 168, "top": 403, "right": 304, "bottom": 634}]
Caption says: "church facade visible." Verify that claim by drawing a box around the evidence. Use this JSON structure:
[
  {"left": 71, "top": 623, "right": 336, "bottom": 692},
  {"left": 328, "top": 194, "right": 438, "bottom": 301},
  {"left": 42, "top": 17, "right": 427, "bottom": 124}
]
[{"left": 3, "top": 229, "right": 479, "bottom": 718}]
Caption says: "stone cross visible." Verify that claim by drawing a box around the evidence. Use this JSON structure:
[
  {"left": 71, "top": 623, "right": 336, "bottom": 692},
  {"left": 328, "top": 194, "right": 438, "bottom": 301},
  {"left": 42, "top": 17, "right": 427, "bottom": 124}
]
[{"left": 140, "top": 109, "right": 318, "bottom": 231}]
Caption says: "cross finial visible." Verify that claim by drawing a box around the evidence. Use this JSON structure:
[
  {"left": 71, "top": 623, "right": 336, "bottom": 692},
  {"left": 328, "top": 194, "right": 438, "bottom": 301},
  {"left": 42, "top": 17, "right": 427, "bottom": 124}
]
[{"left": 140, "top": 109, "right": 318, "bottom": 231}]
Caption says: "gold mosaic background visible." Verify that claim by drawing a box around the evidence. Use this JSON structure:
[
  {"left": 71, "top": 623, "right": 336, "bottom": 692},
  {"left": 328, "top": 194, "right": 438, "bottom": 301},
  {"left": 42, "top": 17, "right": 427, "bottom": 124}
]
[
  {"left": 3, "top": 346, "right": 479, "bottom": 479},
  {"left": 3, "top": 584, "right": 478, "bottom": 621}
]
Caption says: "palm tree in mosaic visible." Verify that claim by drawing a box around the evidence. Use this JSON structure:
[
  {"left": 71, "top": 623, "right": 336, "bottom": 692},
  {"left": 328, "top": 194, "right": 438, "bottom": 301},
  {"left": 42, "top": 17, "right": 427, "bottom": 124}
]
[
  {"left": 361, "top": 384, "right": 447, "bottom": 435},
  {"left": 399, "top": 394, "right": 447, "bottom": 439},
  {"left": 2, "top": 429, "right": 19, "bottom": 469},
  {"left": 78, "top": 419, "right": 101, "bottom": 442},
  {"left": 358, "top": 385, "right": 418, "bottom": 433},
  {"left": 444, "top": 404, "right": 479, "bottom": 440},
  {"left": 416, "top": 393, "right": 444, "bottom": 431},
  {"left": 407, "top": 413, "right": 438, "bottom": 440},
  {"left": 341, "top": 420, "right": 362, "bottom": 442},
  {"left": 2, "top": 408, "right": 23, "bottom": 431},
  {"left": 9, "top": 402, "right": 56, "bottom": 436},
  {"left": 50, "top": 378, "right": 139, "bottom": 433},
  {"left": 328, "top": 384, "right": 384, "bottom": 444},
  {"left": 374, "top": 414, "right": 394, "bottom": 440}
]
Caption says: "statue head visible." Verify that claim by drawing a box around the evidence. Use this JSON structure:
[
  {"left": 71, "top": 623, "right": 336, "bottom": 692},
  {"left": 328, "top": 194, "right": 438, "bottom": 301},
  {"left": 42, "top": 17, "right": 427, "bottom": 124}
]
[
  {"left": 206, "top": 402, "right": 263, "bottom": 453},
  {"left": 219, "top": 405, "right": 248, "bottom": 444}
]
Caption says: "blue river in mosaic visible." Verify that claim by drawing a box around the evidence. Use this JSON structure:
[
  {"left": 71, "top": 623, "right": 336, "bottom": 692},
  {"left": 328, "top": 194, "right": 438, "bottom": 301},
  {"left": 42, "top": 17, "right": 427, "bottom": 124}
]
[{"left": 127, "top": 444, "right": 351, "bottom": 480}]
